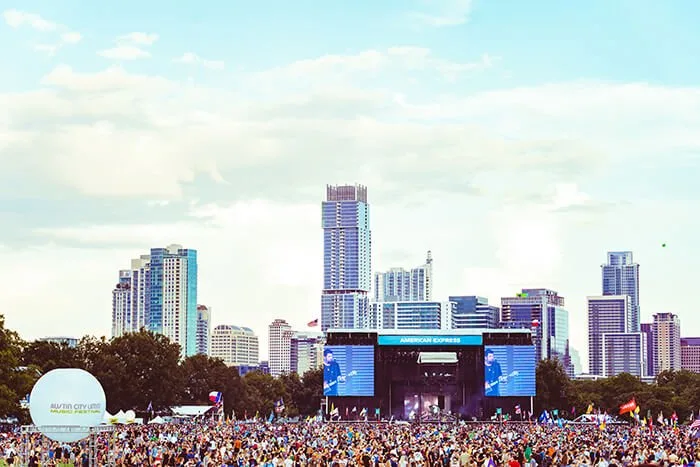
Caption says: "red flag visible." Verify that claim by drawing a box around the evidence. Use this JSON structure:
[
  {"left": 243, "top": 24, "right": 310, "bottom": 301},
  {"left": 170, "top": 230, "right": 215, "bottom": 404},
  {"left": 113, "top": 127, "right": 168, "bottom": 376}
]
[
  {"left": 307, "top": 318, "right": 319, "bottom": 327},
  {"left": 619, "top": 399, "right": 636, "bottom": 415}
]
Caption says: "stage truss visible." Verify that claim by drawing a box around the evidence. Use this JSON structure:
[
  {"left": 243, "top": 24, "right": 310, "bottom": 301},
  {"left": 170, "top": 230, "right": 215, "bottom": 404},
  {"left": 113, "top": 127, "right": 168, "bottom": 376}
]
[{"left": 21, "top": 425, "right": 116, "bottom": 466}]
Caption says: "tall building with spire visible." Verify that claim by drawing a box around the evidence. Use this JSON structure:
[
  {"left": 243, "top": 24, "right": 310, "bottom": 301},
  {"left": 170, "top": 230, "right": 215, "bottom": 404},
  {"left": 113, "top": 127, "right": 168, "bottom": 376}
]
[
  {"left": 373, "top": 251, "right": 433, "bottom": 302},
  {"left": 320, "top": 184, "right": 371, "bottom": 331},
  {"left": 602, "top": 251, "right": 640, "bottom": 332}
]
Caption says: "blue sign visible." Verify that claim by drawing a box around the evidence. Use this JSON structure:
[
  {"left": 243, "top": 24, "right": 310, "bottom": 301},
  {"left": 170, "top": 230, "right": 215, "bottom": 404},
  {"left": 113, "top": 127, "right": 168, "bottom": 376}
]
[{"left": 377, "top": 335, "right": 483, "bottom": 346}]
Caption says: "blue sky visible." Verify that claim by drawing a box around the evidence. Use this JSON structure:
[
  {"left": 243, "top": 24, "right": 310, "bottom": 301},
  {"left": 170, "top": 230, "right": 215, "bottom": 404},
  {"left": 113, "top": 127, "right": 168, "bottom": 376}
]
[{"left": 1, "top": 0, "right": 698, "bottom": 370}]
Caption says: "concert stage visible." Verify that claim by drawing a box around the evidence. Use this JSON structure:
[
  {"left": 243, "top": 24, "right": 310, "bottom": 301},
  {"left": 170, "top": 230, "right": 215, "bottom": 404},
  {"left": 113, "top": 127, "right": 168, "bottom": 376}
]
[{"left": 323, "top": 329, "right": 535, "bottom": 421}]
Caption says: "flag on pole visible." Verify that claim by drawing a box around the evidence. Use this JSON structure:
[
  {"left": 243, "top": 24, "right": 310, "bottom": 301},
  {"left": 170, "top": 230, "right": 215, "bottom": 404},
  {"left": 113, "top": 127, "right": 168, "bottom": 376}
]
[
  {"left": 209, "top": 391, "right": 223, "bottom": 404},
  {"left": 586, "top": 404, "right": 593, "bottom": 414},
  {"left": 619, "top": 399, "right": 636, "bottom": 415}
]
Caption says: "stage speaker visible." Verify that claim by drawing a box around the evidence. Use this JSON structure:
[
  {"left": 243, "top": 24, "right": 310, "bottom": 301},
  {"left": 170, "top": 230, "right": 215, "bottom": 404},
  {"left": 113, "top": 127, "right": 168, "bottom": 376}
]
[{"left": 438, "top": 395, "right": 445, "bottom": 409}]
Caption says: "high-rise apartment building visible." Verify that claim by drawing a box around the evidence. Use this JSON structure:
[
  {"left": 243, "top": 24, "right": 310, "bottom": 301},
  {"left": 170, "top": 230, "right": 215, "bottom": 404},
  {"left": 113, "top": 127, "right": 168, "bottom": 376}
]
[
  {"left": 364, "top": 301, "right": 455, "bottom": 330},
  {"left": 195, "top": 305, "right": 211, "bottom": 355},
  {"left": 112, "top": 270, "right": 134, "bottom": 338},
  {"left": 681, "top": 338, "right": 700, "bottom": 373},
  {"left": 321, "top": 185, "right": 371, "bottom": 331},
  {"left": 210, "top": 325, "right": 259, "bottom": 367},
  {"left": 111, "top": 245, "right": 198, "bottom": 357},
  {"left": 652, "top": 313, "right": 681, "bottom": 373},
  {"left": 602, "top": 333, "right": 646, "bottom": 377},
  {"left": 602, "top": 251, "right": 640, "bottom": 332},
  {"left": 290, "top": 332, "right": 324, "bottom": 375},
  {"left": 268, "top": 319, "right": 293, "bottom": 377},
  {"left": 148, "top": 244, "right": 198, "bottom": 357},
  {"left": 449, "top": 296, "right": 500, "bottom": 329},
  {"left": 501, "top": 289, "right": 572, "bottom": 374},
  {"left": 587, "top": 295, "right": 630, "bottom": 376},
  {"left": 374, "top": 251, "right": 433, "bottom": 302},
  {"left": 641, "top": 322, "right": 654, "bottom": 376}
]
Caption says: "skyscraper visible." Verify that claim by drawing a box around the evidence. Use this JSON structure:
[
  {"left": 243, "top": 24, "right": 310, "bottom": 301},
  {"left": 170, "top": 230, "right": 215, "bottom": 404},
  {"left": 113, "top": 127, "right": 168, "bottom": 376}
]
[
  {"left": 195, "top": 305, "right": 211, "bottom": 355},
  {"left": 268, "top": 318, "right": 293, "bottom": 377},
  {"left": 374, "top": 251, "right": 433, "bottom": 302},
  {"left": 111, "top": 256, "right": 150, "bottom": 338},
  {"left": 681, "top": 338, "right": 700, "bottom": 373},
  {"left": 587, "top": 295, "right": 630, "bottom": 376},
  {"left": 652, "top": 312, "right": 681, "bottom": 373},
  {"left": 148, "top": 244, "right": 198, "bottom": 357},
  {"left": 602, "top": 333, "right": 646, "bottom": 377},
  {"left": 321, "top": 184, "right": 371, "bottom": 331},
  {"left": 501, "top": 288, "right": 571, "bottom": 374},
  {"left": 111, "top": 245, "right": 198, "bottom": 357},
  {"left": 602, "top": 251, "right": 640, "bottom": 332},
  {"left": 290, "top": 332, "right": 324, "bottom": 375},
  {"left": 449, "top": 296, "right": 500, "bottom": 329},
  {"left": 641, "top": 322, "right": 654, "bottom": 376},
  {"left": 112, "top": 270, "right": 133, "bottom": 338},
  {"left": 365, "top": 301, "right": 455, "bottom": 329}
]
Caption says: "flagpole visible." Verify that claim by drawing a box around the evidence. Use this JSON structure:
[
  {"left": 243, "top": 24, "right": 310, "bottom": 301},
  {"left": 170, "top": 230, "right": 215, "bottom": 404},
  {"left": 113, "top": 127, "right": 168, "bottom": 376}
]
[{"left": 530, "top": 396, "right": 533, "bottom": 418}]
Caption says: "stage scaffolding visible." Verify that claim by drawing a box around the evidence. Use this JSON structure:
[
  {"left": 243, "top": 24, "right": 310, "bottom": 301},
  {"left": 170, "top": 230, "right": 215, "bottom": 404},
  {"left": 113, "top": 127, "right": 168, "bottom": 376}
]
[{"left": 21, "top": 425, "right": 116, "bottom": 466}]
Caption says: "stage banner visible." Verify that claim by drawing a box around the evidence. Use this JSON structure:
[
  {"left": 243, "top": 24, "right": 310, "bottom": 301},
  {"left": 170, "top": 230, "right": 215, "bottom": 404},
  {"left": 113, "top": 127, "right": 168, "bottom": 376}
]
[{"left": 377, "top": 335, "right": 483, "bottom": 346}]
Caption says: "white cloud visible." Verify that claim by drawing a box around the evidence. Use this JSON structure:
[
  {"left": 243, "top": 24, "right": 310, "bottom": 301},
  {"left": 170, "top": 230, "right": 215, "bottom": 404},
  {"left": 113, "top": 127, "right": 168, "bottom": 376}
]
[
  {"left": 408, "top": 0, "right": 473, "bottom": 27},
  {"left": 2, "top": 47, "right": 700, "bottom": 363},
  {"left": 39, "top": 64, "right": 173, "bottom": 92},
  {"left": 60, "top": 31, "right": 82, "bottom": 44},
  {"left": 252, "top": 47, "right": 494, "bottom": 87},
  {"left": 3, "top": 9, "right": 57, "bottom": 31},
  {"left": 97, "top": 32, "right": 158, "bottom": 61},
  {"left": 3, "top": 9, "right": 81, "bottom": 54},
  {"left": 33, "top": 44, "right": 58, "bottom": 56},
  {"left": 173, "top": 52, "right": 225, "bottom": 70},
  {"left": 117, "top": 32, "right": 159, "bottom": 46},
  {"left": 98, "top": 46, "right": 151, "bottom": 60}
]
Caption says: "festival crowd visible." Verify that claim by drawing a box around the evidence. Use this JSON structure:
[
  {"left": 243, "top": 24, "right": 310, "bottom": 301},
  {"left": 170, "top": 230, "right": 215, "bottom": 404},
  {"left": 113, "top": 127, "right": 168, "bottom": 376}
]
[{"left": 1, "top": 421, "right": 699, "bottom": 466}]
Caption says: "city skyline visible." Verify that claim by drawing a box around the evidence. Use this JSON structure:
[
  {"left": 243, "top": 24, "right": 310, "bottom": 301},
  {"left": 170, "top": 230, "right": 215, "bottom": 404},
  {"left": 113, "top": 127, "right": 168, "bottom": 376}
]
[{"left": 2, "top": 1, "right": 699, "bottom": 368}]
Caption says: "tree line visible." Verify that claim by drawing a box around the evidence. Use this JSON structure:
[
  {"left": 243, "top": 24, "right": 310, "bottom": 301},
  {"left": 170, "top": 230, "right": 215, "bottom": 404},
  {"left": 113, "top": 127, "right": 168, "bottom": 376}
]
[
  {"left": 1, "top": 314, "right": 699, "bottom": 423},
  {"left": 0, "top": 318, "right": 322, "bottom": 422},
  {"left": 535, "top": 359, "right": 700, "bottom": 422}
]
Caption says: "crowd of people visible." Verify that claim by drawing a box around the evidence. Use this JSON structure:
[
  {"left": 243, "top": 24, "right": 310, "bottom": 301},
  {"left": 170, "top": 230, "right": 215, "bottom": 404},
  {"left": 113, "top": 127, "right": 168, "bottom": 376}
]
[{"left": 1, "top": 419, "right": 699, "bottom": 466}]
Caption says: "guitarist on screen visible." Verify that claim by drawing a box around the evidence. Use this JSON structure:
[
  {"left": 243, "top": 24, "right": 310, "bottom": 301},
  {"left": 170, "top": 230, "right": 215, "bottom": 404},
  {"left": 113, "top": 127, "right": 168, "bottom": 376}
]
[
  {"left": 484, "top": 348, "right": 503, "bottom": 396},
  {"left": 323, "top": 348, "right": 345, "bottom": 396}
]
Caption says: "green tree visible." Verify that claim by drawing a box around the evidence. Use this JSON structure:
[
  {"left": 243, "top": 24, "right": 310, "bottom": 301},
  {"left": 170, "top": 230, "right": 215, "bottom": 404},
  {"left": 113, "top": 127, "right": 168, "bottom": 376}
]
[
  {"left": 298, "top": 367, "right": 323, "bottom": 416},
  {"left": 22, "top": 340, "right": 79, "bottom": 373},
  {"left": 180, "top": 354, "right": 230, "bottom": 404},
  {"left": 279, "top": 372, "right": 303, "bottom": 417},
  {"left": 535, "top": 359, "right": 572, "bottom": 413},
  {"left": 96, "top": 330, "right": 182, "bottom": 413},
  {"left": 242, "top": 371, "right": 285, "bottom": 418},
  {"left": 0, "top": 315, "right": 38, "bottom": 419},
  {"left": 179, "top": 355, "right": 247, "bottom": 419}
]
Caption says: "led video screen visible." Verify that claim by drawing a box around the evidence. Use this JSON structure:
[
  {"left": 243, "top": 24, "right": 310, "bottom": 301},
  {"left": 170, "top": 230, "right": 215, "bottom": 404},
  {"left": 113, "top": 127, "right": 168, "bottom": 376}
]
[
  {"left": 484, "top": 345, "right": 536, "bottom": 397},
  {"left": 322, "top": 345, "right": 374, "bottom": 397}
]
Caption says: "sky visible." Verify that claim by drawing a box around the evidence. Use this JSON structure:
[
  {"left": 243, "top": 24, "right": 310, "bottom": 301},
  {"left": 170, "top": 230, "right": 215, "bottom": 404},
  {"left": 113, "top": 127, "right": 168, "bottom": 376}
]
[{"left": 1, "top": 0, "right": 699, "bottom": 372}]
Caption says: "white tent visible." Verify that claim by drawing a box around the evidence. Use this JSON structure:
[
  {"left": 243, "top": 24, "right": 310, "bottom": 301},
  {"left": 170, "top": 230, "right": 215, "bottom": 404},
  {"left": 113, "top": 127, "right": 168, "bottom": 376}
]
[
  {"left": 105, "top": 409, "right": 138, "bottom": 424},
  {"left": 170, "top": 406, "right": 214, "bottom": 417},
  {"left": 148, "top": 416, "right": 165, "bottom": 424}
]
